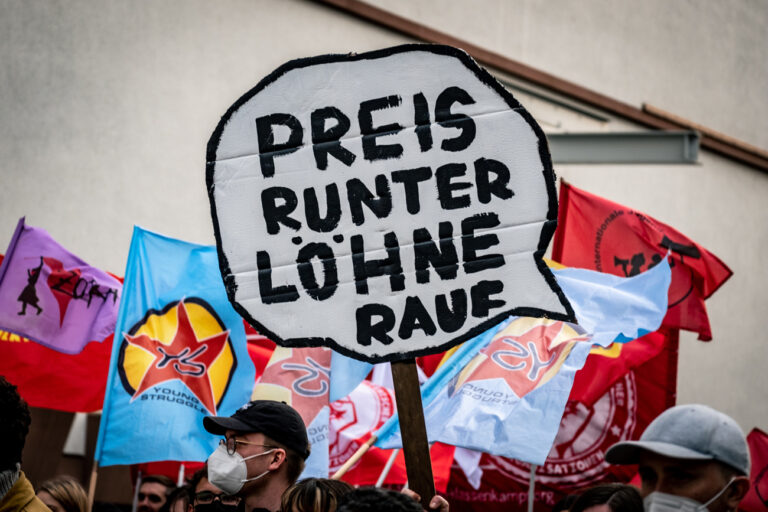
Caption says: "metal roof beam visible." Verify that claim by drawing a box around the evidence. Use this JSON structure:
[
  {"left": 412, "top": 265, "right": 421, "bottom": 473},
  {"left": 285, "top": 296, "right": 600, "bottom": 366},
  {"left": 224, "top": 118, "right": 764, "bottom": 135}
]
[{"left": 548, "top": 131, "right": 700, "bottom": 164}]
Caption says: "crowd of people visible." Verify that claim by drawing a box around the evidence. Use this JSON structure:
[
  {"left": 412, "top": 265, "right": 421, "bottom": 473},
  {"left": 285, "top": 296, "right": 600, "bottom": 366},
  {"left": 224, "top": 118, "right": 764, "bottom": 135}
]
[{"left": 0, "top": 375, "right": 753, "bottom": 512}]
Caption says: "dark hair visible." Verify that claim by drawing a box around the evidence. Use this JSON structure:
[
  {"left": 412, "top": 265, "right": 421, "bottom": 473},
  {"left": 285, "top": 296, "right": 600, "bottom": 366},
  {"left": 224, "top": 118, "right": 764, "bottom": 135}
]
[
  {"left": 37, "top": 476, "right": 88, "bottom": 512},
  {"left": 263, "top": 435, "right": 306, "bottom": 485},
  {"left": 280, "top": 478, "right": 353, "bottom": 512},
  {"left": 718, "top": 459, "right": 746, "bottom": 479},
  {"left": 552, "top": 494, "right": 579, "bottom": 512},
  {"left": 160, "top": 486, "right": 191, "bottom": 512},
  {"left": 336, "top": 488, "right": 422, "bottom": 512},
  {"left": 188, "top": 467, "right": 208, "bottom": 492},
  {"left": 0, "top": 376, "right": 31, "bottom": 470},
  {"left": 569, "top": 483, "right": 643, "bottom": 512},
  {"left": 141, "top": 475, "right": 176, "bottom": 495},
  {"left": 283, "top": 448, "right": 306, "bottom": 486}
]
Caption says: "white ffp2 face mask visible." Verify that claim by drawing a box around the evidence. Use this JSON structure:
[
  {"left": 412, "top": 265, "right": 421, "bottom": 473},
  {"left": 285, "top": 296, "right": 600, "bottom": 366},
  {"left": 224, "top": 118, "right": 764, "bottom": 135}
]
[
  {"left": 206, "top": 442, "right": 276, "bottom": 495},
  {"left": 644, "top": 478, "right": 735, "bottom": 512}
]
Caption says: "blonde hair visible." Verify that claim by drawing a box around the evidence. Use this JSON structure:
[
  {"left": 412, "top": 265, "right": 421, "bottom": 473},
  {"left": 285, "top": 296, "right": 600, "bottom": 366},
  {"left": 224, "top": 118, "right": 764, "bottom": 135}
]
[{"left": 38, "top": 476, "right": 88, "bottom": 512}]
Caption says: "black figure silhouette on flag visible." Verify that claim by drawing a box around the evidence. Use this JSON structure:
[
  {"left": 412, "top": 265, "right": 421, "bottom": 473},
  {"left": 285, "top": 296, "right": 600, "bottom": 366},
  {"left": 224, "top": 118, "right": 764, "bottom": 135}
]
[{"left": 17, "top": 256, "right": 43, "bottom": 316}]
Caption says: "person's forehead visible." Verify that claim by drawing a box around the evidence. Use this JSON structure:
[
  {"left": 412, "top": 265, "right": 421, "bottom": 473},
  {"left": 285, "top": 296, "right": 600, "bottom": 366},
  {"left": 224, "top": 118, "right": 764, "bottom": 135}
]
[
  {"left": 583, "top": 505, "right": 611, "bottom": 512},
  {"left": 225, "top": 429, "right": 266, "bottom": 441},
  {"left": 140, "top": 482, "right": 169, "bottom": 494},
  {"left": 195, "top": 476, "right": 224, "bottom": 494}
]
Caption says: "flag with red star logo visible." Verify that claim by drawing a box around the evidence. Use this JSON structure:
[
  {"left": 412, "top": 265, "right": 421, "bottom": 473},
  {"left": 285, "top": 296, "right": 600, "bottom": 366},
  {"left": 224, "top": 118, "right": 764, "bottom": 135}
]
[{"left": 95, "top": 227, "right": 255, "bottom": 466}]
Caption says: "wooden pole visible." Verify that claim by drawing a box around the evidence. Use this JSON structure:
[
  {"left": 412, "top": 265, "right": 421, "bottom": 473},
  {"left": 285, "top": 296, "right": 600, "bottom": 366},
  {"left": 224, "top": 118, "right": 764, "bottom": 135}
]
[
  {"left": 86, "top": 463, "right": 98, "bottom": 512},
  {"left": 331, "top": 435, "right": 377, "bottom": 480},
  {"left": 390, "top": 359, "right": 435, "bottom": 504}
]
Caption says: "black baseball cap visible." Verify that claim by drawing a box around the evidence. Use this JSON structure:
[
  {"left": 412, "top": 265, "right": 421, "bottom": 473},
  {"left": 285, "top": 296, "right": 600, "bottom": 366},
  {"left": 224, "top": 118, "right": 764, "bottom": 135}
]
[{"left": 204, "top": 400, "right": 310, "bottom": 460}]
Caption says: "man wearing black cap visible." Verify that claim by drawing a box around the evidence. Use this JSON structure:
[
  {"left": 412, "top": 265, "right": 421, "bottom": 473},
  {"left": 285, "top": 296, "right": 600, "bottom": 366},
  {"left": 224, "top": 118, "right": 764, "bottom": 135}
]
[
  {"left": 605, "top": 404, "right": 750, "bottom": 512},
  {"left": 203, "top": 400, "right": 310, "bottom": 512}
]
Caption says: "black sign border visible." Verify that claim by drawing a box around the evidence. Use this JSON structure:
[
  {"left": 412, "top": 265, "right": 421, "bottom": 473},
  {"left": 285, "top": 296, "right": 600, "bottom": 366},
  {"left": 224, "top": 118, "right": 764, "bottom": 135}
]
[{"left": 206, "top": 43, "right": 576, "bottom": 364}]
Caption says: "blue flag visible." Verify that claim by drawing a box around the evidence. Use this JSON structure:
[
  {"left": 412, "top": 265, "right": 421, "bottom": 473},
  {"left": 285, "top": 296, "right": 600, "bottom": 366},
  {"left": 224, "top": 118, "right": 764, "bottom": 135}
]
[
  {"left": 375, "top": 260, "right": 670, "bottom": 465},
  {"left": 329, "top": 353, "right": 372, "bottom": 402},
  {"left": 95, "top": 227, "right": 255, "bottom": 466}
]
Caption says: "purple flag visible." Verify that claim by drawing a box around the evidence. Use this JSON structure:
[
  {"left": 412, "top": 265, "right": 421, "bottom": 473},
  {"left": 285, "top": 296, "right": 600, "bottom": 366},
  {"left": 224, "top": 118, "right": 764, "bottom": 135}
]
[{"left": 0, "top": 218, "right": 121, "bottom": 354}]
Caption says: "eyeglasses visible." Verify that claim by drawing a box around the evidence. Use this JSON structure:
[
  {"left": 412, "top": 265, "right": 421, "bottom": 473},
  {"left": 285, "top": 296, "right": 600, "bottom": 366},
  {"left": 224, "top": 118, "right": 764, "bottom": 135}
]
[
  {"left": 194, "top": 492, "right": 240, "bottom": 506},
  {"left": 138, "top": 493, "right": 163, "bottom": 504},
  {"left": 220, "top": 437, "right": 276, "bottom": 456}
]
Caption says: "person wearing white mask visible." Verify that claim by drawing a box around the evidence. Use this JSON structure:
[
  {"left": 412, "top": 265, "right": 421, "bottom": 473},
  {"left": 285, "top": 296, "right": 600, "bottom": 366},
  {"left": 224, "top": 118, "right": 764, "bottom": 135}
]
[
  {"left": 203, "top": 400, "right": 310, "bottom": 512},
  {"left": 605, "top": 404, "right": 750, "bottom": 512}
]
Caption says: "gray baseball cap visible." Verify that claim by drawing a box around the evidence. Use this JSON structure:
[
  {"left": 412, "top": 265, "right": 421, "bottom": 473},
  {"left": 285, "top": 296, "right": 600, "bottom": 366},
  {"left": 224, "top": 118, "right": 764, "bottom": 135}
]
[{"left": 605, "top": 404, "right": 749, "bottom": 475}]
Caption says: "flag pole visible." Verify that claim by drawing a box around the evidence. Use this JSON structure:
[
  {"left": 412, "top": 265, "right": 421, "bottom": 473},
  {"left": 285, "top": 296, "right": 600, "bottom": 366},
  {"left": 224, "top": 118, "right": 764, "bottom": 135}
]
[
  {"left": 176, "top": 464, "right": 185, "bottom": 487},
  {"left": 375, "top": 448, "right": 400, "bottom": 487},
  {"left": 131, "top": 471, "right": 142, "bottom": 512},
  {"left": 527, "top": 464, "right": 537, "bottom": 512},
  {"left": 331, "top": 436, "right": 377, "bottom": 480},
  {"left": 86, "top": 463, "right": 98, "bottom": 511}
]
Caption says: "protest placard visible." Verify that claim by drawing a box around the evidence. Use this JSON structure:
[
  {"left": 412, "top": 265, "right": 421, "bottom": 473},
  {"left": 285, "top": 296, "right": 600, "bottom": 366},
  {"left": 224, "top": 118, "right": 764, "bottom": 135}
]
[
  {"left": 207, "top": 44, "right": 574, "bottom": 364},
  {"left": 207, "top": 44, "right": 576, "bottom": 501}
]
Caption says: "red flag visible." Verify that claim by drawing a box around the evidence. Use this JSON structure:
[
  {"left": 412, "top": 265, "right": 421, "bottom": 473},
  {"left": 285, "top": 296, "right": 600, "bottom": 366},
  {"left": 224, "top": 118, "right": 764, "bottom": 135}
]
[
  {"left": 0, "top": 327, "right": 113, "bottom": 412},
  {"left": 130, "top": 461, "right": 205, "bottom": 486},
  {"left": 553, "top": 181, "right": 732, "bottom": 341},
  {"left": 243, "top": 322, "right": 276, "bottom": 382},
  {"left": 569, "top": 330, "right": 670, "bottom": 407},
  {"left": 445, "top": 331, "right": 677, "bottom": 511},
  {"left": 740, "top": 428, "right": 768, "bottom": 512}
]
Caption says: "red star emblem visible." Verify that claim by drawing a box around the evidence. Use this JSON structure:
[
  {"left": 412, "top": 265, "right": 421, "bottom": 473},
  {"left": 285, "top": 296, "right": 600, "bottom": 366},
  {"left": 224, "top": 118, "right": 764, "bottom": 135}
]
[
  {"left": 124, "top": 301, "right": 229, "bottom": 414},
  {"left": 43, "top": 257, "right": 81, "bottom": 327}
]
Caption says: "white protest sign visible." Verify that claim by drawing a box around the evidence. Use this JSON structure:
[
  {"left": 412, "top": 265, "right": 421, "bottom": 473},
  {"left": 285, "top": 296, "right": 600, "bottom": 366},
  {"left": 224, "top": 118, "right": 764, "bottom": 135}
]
[{"left": 207, "top": 44, "right": 575, "bottom": 363}]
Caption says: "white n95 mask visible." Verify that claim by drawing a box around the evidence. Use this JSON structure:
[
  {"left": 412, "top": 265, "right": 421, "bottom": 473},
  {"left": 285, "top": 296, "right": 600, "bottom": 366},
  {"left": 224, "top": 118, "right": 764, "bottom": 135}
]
[
  {"left": 644, "top": 478, "right": 735, "bottom": 512},
  {"left": 207, "top": 442, "right": 276, "bottom": 495}
]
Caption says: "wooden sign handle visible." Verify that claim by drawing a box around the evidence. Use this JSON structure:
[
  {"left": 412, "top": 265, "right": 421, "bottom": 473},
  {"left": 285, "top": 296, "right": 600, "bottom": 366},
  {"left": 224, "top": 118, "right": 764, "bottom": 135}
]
[{"left": 391, "top": 359, "right": 436, "bottom": 506}]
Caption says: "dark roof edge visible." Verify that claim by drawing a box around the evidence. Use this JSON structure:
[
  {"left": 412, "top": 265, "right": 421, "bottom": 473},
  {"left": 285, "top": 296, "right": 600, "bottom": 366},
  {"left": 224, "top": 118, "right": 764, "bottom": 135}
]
[{"left": 314, "top": 0, "right": 768, "bottom": 172}]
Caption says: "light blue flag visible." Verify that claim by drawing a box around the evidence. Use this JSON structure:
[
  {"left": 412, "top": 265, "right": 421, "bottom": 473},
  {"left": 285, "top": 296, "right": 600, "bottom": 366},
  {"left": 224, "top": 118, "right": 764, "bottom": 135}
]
[
  {"left": 302, "top": 406, "right": 330, "bottom": 478},
  {"left": 375, "top": 260, "right": 670, "bottom": 464},
  {"left": 551, "top": 259, "right": 671, "bottom": 346},
  {"left": 95, "top": 227, "right": 255, "bottom": 466},
  {"left": 329, "top": 353, "right": 372, "bottom": 402}
]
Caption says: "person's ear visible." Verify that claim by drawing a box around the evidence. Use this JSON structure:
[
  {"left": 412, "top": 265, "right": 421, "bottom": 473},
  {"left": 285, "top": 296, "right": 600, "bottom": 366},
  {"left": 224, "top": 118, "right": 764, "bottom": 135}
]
[
  {"left": 268, "top": 448, "right": 286, "bottom": 470},
  {"left": 724, "top": 475, "right": 750, "bottom": 509}
]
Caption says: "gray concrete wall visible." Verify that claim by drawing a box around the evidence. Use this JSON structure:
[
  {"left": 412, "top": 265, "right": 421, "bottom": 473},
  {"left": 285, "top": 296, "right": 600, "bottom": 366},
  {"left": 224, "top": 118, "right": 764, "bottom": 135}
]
[
  {"left": 1, "top": 0, "right": 766, "bottom": 433},
  {"left": 377, "top": 0, "right": 768, "bottom": 148}
]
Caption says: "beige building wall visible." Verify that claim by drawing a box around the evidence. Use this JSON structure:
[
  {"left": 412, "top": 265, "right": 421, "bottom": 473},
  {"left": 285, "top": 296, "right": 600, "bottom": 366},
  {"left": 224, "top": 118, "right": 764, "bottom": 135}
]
[{"left": 1, "top": 0, "right": 766, "bottom": 434}]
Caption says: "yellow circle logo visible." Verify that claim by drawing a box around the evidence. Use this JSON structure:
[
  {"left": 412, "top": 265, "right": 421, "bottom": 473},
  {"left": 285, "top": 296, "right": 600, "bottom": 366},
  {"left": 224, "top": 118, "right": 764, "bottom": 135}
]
[{"left": 118, "top": 298, "right": 236, "bottom": 414}]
